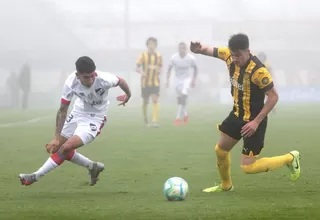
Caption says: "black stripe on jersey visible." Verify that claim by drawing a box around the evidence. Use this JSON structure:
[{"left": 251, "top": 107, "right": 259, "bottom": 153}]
[
  {"left": 237, "top": 67, "right": 245, "bottom": 120},
  {"left": 151, "top": 54, "right": 158, "bottom": 86},
  {"left": 146, "top": 52, "right": 152, "bottom": 84},
  {"left": 229, "top": 63, "right": 236, "bottom": 96}
]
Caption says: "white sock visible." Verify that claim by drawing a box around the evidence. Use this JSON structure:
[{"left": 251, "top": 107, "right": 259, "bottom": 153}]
[
  {"left": 69, "top": 151, "right": 94, "bottom": 169},
  {"left": 176, "top": 105, "right": 183, "bottom": 119},
  {"left": 183, "top": 106, "right": 188, "bottom": 117},
  {"left": 34, "top": 158, "right": 59, "bottom": 180}
]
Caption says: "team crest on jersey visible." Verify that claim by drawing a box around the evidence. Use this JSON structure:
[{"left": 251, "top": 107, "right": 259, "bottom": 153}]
[
  {"left": 90, "top": 123, "right": 97, "bottom": 131},
  {"left": 262, "top": 77, "right": 269, "bottom": 85},
  {"left": 95, "top": 88, "right": 105, "bottom": 96},
  {"left": 71, "top": 81, "right": 79, "bottom": 89}
]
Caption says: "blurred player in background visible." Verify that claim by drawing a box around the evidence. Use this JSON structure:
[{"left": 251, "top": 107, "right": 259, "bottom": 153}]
[
  {"left": 136, "top": 37, "right": 163, "bottom": 127},
  {"left": 19, "top": 56, "right": 131, "bottom": 186},
  {"left": 257, "top": 52, "right": 276, "bottom": 114},
  {"left": 190, "top": 33, "right": 300, "bottom": 192},
  {"left": 166, "top": 42, "right": 197, "bottom": 126},
  {"left": 19, "top": 62, "right": 31, "bottom": 110}
]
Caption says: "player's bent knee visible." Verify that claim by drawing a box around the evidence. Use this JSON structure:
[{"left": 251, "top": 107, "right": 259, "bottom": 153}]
[
  {"left": 152, "top": 97, "right": 159, "bottom": 104},
  {"left": 240, "top": 156, "right": 257, "bottom": 174},
  {"left": 215, "top": 145, "right": 229, "bottom": 159},
  {"left": 143, "top": 98, "right": 149, "bottom": 105},
  {"left": 241, "top": 164, "right": 257, "bottom": 174},
  {"left": 177, "top": 97, "right": 181, "bottom": 105},
  {"left": 180, "top": 95, "right": 187, "bottom": 105}
]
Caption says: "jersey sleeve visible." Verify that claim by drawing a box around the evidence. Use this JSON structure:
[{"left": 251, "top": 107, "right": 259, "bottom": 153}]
[
  {"left": 213, "top": 47, "right": 231, "bottom": 61},
  {"left": 61, "top": 84, "right": 74, "bottom": 105},
  {"left": 251, "top": 67, "right": 274, "bottom": 92},
  {"left": 136, "top": 52, "right": 144, "bottom": 67},
  {"left": 100, "top": 72, "right": 120, "bottom": 88}
]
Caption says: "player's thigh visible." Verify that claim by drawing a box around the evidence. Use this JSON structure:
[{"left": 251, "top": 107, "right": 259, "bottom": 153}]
[
  {"left": 242, "top": 117, "right": 268, "bottom": 162},
  {"left": 217, "top": 113, "right": 243, "bottom": 151},
  {"left": 175, "top": 84, "right": 183, "bottom": 97},
  {"left": 61, "top": 113, "right": 78, "bottom": 139},
  {"left": 141, "top": 87, "right": 151, "bottom": 101},
  {"left": 181, "top": 81, "right": 190, "bottom": 96},
  {"left": 74, "top": 116, "right": 107, "bottom": 145}
]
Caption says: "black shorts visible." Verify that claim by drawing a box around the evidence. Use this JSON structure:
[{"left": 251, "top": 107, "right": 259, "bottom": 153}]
[
  {"left": 141, "top": 86, "right": 160, "bottom": 99},
  {"left": 218, "top": 112, "right": 268, "bottom": 157}
]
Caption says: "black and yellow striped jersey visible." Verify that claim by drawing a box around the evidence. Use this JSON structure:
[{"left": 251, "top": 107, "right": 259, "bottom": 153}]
[
  {"left": 136, "top": 51, "right": 162, "bottom": 88},
  {"left": 213, "top": 47, "right": 274, "bottom": 121}
]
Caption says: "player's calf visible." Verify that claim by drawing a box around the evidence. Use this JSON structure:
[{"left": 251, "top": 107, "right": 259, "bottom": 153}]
[{"left": 240, "top": 152, "right": 295, "bottom": 175}]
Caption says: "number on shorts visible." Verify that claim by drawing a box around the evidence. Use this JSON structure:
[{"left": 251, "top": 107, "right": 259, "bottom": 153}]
[{"left": 66, "top": 114, "right": 74, "bottom": 123}]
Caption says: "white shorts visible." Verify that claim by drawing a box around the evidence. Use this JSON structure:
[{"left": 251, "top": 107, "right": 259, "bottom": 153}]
[
  {"left": 61, "top": 111, "right": 107, "bottom": 145},
  {"left": 175, "top": 80, "right": 190, "bottom": 96}
]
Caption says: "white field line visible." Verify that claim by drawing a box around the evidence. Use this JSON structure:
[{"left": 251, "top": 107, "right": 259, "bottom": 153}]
[{"left": 0, "top": 116, "right": 52, "bottom": 128}]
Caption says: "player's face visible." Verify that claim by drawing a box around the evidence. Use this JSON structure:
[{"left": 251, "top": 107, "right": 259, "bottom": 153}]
[
  {"left": 77, "top": 72, "right": 96, "bottom": 87},
  {"left": 147, "top": 41, "right": 157, "bottom": 52},
  {"left": 230, "top": 49, "right": 250, "bottom": 67},
  {"left": 179, "top": 44, "right": 187, "bottom": 55}
]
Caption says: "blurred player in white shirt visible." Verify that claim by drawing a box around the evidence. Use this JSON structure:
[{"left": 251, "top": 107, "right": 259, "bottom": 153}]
[
  {"left": 166, "top": 42, "right": 198, "bottom": 126},
  {"left": 19, "top": 56, "right": 131, "bottom": 186}
]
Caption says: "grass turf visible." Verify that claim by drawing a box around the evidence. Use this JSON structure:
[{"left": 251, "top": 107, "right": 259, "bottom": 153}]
[{"left": 0, "top": 104, "right": 319, "bottom": 220}]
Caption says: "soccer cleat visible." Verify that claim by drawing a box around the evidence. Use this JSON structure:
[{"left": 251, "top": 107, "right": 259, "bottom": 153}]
[
  {"left": 287, "top": 150, "right": 301, "bottom": 181},
  {"left": 152, "top": 122, "right": 160, "bottom": 128},
  {"left": 174, "top": 119, "right": 180, "bottom": 126},
  {"left": 143, "top": 116, "right": 149, "bottom": 126},
  {"left": 88, "top": 162, "right": 104, "bottom": 186},
  {"left": 202, "top": 185, "right": 234, "bottom": 193},
  {"left": 19, "top": 173, "right": 37, "bottom": 186}
]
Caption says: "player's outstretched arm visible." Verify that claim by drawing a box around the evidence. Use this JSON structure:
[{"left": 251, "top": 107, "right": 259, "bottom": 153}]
[
  {"left": 55, "top": 102, "right": 69, "bottom": 139},
  {"left": 136, "top": 53, "right": 145, "bottom": 76},
  {"left": 252, "top": 68, "right": 279, "bottom": 124},
  {"left": 117, "top": 78, "right": 131, "bottom": 106},
  {"left": 190, "top": 42, "right": 214, "bottom": 57},
  {"left": 255, "top": 87, "right": 278, "bottom": 124}
]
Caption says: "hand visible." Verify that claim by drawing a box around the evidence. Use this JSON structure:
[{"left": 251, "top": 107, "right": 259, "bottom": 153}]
[
  {"left": 45, "top": 138, "right": 60, "bottom": 154},
  {"left": 241, "top": 120, "right": 259, "bottom": 138},
  {"left": 117, "top": 94, "right": 130, "bottom": 106},
  {"left": 190, "top": 41, "right": 202, "bottom": 54}
]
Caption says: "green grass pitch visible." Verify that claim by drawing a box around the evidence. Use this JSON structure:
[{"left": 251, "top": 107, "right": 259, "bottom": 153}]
[{"left": 0, "top": 104, "right": 319, "bottom": 220}]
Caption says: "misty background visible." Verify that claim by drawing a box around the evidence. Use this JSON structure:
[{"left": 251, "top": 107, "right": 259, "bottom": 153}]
[{"left": 0, "top": 0, "right": 319, "bottom": 109}]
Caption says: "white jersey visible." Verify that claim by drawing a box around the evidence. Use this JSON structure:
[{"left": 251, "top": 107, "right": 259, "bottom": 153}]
[
  {"left": 61, "top": 71, "right": 120, "bottom": 116},
  {"left": 169, "top": 53, "right": 196, "bottom": 84}
]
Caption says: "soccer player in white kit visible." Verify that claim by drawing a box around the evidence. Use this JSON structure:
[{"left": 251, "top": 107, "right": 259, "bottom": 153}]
[
  {"left": 19, "top": 56, "right": 131, "bottom": 186},
  {"left": 166, "top": 42, "right": 198, "bottom": 126}
]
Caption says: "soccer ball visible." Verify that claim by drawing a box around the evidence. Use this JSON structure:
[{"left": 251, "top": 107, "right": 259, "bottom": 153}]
[{"left": 163, "top": 177, "right": 189, "bottom": 201}]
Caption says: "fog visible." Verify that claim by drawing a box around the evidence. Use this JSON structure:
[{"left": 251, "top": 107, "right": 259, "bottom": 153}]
[{"left": 0, "top": 0, "right": 319, "bottom": 109}]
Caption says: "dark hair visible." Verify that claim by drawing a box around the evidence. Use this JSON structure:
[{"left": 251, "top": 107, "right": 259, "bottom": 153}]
[
  {"left": 146, "top": 37, "right": 157, "bottom": 46},
  {"left": 75, "top": 56, "right": 96, "bottom": 73},
  {"left": 228, "top": 33, "right": 249, "bottom": 51}
]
